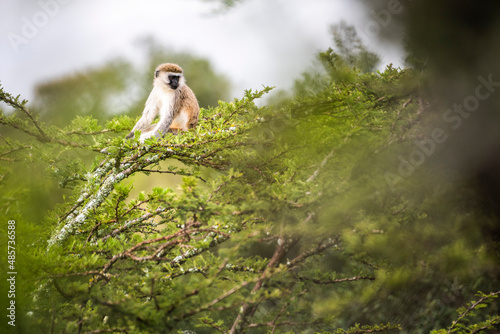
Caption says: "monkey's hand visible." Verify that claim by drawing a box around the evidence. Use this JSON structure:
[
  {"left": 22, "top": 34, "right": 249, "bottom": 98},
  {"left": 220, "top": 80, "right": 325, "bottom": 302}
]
[
  {"left": 125, "top": 131, "right": 135, "bottom": 139},
  {"left": 139, "top": 131, "right": 155, "bottom": 143}
]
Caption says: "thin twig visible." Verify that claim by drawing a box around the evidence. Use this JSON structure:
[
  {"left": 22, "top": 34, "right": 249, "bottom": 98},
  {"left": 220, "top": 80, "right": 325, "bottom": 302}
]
[{"left": 447, "top": 291, "right": 500, "bottom": 333}]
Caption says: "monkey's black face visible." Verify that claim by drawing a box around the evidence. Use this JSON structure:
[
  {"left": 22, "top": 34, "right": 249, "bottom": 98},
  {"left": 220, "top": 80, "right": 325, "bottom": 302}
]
[{"left": 168, "top": 75, "right": 180, "bottom": 90}]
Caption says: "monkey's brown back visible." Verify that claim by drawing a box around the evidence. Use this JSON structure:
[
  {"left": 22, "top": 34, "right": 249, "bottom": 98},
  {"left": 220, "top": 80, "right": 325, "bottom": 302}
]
[{"left": 172, "top": 85, "right": 200, "bottom": 131}]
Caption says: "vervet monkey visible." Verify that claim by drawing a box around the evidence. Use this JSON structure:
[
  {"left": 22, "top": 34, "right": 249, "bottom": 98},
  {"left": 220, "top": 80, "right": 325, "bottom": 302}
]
[{"left": 126, "top": 63, "right": 200, "bottom": 142}]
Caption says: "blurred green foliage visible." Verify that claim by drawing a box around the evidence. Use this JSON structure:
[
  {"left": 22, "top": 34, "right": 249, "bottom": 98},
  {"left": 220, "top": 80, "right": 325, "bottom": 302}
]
[{"left": 34, "top": 59, "right": 134, "bottom": 126}]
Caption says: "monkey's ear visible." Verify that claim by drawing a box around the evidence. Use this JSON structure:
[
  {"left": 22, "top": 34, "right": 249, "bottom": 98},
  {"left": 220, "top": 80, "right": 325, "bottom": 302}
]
[{"left": 154, "top": 70, "right": 160, "bottom": 78}]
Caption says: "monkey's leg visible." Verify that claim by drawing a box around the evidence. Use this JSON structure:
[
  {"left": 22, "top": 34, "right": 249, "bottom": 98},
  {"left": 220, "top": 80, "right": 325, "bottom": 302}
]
[
  {"left": 167, "top": 127, "right": 180, "bottom": 135},
  {"left": 127, "top": 120, "right": 154, "bottom": 138},
  {"left": 126, "top": 123, "right": 156, "bottom": 139},
  {"left": 139, "top": 117, "right": 174, "bottom": 142}
]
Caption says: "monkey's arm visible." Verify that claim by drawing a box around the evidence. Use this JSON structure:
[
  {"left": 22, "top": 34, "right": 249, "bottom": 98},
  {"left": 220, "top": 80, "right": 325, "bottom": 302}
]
[
  {"left": 126, "top": 91, "right": 160, "bottom": 139},
  {"left": 138, "top": 101, "right": 175, "bottom": 142}
]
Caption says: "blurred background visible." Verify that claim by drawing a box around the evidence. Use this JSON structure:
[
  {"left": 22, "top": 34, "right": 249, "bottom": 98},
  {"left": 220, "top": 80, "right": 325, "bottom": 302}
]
[{"left": 0, "top": 0, "right": 405, "bottom": 107}]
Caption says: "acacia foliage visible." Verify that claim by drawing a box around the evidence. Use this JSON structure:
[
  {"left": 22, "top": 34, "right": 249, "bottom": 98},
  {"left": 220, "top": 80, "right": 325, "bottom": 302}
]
[{"left": 0, "top": 49, "right": 499, "bottom": 334}]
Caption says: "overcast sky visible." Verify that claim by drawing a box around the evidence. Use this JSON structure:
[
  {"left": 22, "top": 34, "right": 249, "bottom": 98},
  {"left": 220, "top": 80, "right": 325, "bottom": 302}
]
[{"left": 0, "top": 0, "right": 404, "bottom": 103}]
